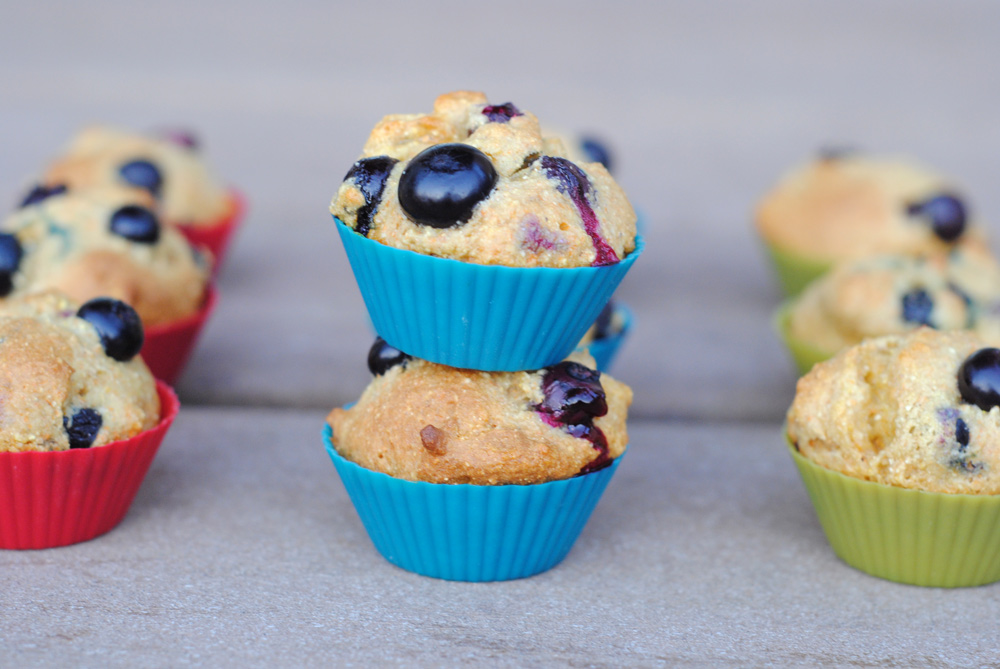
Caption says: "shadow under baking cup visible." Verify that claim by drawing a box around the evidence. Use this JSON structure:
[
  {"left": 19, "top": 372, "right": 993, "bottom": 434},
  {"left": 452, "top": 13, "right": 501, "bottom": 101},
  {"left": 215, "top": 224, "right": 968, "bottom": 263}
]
[
  {"left": 0, "top": 381, "right": 179, "bottom": 550},
  {"left": 582, "top": 303, "right": 633, "bottom": 373},
  {"left": 773, "top": 303, "right": 834, "bottom": 375},
  {"left": 323, "top": 424, "right": 624, "bottom": 582},
  {"left": 141, "top": 286, "right": 218, "bottom": 385},
  {"left": 335, "top": 218, "right": 644, "bottom": 372},
  {"left": 763, "top": 241, "right": 833, "bottom": 297},
  {"left": 788, "top": 440, "right": 1000, "bottom": 587},
  {"left": 176, "top": 189, "right": 246, "bottom": 278}
]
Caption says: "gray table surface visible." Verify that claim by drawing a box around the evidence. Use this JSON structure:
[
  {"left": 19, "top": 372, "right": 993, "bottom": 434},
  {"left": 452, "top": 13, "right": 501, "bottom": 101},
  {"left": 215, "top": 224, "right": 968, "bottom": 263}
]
[{"left": 1, "top": 1, "right": 999, "bottom": 666}]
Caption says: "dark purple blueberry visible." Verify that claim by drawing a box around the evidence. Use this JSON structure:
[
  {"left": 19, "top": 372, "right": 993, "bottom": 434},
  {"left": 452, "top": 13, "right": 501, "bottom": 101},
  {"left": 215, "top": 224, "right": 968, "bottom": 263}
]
[
  {"left": 907, "top": 194, "right": 967, "bottom": 242},
  {"left": 955, "top": 418, "right": 970, "bottom": 449},
  {"left": 901, "top": 289, "right": 934, "bottom": 326},
  {"left": 0, "top": 233, "right": 23, "bottom": 297},
  {"left": 63, "top": 408, "right": 102, "bottom": 449},
  {"left": 592, "top": 300, "right": 616, "bottom": 340},
  {"left": 482, "top": 103, "right": 523, "bottom": 123},
  {"left": 110, "top": 205, "right": 160, "bottom": 244},
  {"left": 367, "top": 337, "right": 410, "bottom": 376},
  {"left": 536, "top": 361, "right": 608, "bottom": 426},
  {"left": 958, "top": 348, "right": 1000, "bottom": 411},
  {"left": 343, "top": 156, "right": 398, "bottom": 236},
  {"left": 579, "top": 136, "right": 613, "bottom": 173},
  {"left": 540, "top": 156, "right": 619, "bottom": 265},
  {"left": 119, "top": 159, "right": 163, "bottom": 198},
  {"left": 19, "top": 183, "right": 68, "bottom": 208},
  {"left": 77, "top": 298, "right": 144, "bottom": 362},
  {"left": 397, "top": 144, "right": 497, "bottom": 228},
  {"left": 158, "top": 129, "right": 199, "bottom": 150}
]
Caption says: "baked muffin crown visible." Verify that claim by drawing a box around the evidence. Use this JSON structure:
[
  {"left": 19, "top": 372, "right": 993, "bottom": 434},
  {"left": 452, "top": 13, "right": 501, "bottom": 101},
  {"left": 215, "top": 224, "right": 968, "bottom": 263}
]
[{"left": 331, "top": 91, "right": 636, "bottom": 268}]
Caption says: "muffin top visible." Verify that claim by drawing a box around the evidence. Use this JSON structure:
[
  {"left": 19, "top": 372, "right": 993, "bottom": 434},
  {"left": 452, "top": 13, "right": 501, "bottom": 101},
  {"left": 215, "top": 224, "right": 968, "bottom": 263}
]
[
  {"left": 0, "top": 292, "right": 159, "bottom": 453},
  {"left": 1, "top": 186, "right": 210, "bottom": 326},
  {"left": 756, "top": 152, "right": 987, "bottom": 262},
  {"left": 327, "top": 341, "right": 632, "bottom": 485},
  {"left": 786, "top": 247, "right": 1000, "bottom": 354},
  {"left": 330, "top": 91, "right": 637, "bottom": 268},
  {"left": 787, "top": 328, "right": 1000, "bottom": 494},
  {"left": 38, "top": 125, "right": 231, "bottom": 227}
]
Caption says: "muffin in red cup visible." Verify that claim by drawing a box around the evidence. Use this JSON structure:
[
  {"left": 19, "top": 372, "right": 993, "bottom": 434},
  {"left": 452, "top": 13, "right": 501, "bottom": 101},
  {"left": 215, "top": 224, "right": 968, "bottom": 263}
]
[
  {"left": 0, "top": 292, "right": 178, "bottom": 549},
  {"left": 2, "top": 185, "right": 214, "bottom": 383}
]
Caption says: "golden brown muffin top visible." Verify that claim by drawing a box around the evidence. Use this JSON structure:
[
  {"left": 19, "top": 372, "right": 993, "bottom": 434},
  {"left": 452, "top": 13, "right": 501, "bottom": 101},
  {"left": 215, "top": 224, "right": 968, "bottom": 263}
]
[
  {"left": 787, "top": 328, "right": 1000, "bottom": 494},
  {"left": 328, "top": 348, "right": 632, "bottom": 485},
  {"left": 330, "top": 91, "right": 636, "bottom": 268},
  {"left": 0, "top": 292, "right": 159, "bottom": 453}
]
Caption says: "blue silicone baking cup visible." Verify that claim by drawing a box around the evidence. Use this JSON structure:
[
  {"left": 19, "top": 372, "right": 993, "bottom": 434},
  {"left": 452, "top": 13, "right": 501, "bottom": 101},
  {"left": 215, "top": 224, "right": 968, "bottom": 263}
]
[
  {"left": 322, "top": 424, "right": 624, "bottom": 582},
  {"left": 582, "top": 302, "right": 632, "bottom": 372},
  {"left": 335, "top": 218, "right": 644, "bottom": 371}
]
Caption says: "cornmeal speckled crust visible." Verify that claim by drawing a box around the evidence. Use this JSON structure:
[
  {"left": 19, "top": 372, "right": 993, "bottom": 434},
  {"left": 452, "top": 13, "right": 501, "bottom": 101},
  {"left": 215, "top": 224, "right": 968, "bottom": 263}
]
[
  {"left": 327, "top": 353, "right": 632, "bottom": 485},
  {"left": 330, "top": 91, "right": 637, "bottom": 268},
  {"left": 41, "top": 125, "right": 231, "bottom": 227},
  {"left": 0, "top": 292, "right": 159, "bottom": 453},
  {"left": 756, "top": 154, "right": 988, "bottom": 262},
  {"left": 787, "top": 247, "right": 1000, "bottom": 353},
  {"left": 787, "top": 328, "right": 1000, "bottom": 494},
  {"left": 2, "top": 186, "right": 209, "bottom": 326}
]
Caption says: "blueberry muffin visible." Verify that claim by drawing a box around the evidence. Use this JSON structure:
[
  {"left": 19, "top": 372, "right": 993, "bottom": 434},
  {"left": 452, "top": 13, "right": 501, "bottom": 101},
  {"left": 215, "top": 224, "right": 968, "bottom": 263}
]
[
  {"left": 328, "top": 340, "right": 632, "bottom": 485},
  {"left": 0, "top": 292, "right": 159, "bottom": 453},
  {"left": 785, "top": 247, "right": 1000, "bottom": 355},
  {"left": 1, "top": 186, "right": 209, "bottom": 326},
  {"left": 330, "top": 91, "right": 636, "bottom": 268},
  {"left": 787, "top": 327, "right": 1000, "bottom": 494},
  {"left": 38, "top": 125, "right": 232, "bottom": 227}
]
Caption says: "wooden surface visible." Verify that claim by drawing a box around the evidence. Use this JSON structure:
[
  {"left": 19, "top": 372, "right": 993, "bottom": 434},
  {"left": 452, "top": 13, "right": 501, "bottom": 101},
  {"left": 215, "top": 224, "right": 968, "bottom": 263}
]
[{"left": 1, "top": 1, "right": 999, "bottom": 666}]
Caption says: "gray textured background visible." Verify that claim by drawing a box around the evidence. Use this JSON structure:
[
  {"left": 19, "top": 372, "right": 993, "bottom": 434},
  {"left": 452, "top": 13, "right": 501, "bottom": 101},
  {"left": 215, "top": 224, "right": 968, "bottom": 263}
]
[{"left": 1, "top": 1, "right": 998, "bottom": 666}]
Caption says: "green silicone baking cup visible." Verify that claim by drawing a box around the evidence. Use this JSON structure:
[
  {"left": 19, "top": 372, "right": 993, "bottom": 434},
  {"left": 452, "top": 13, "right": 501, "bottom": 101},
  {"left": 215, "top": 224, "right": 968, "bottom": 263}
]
[
  {"left": 788, "top": 441, "right": 1000, "bottom": 587},
  {"left": 773, "top": 303, "right": 835, "bottom": 376},
  {"left": 763, "top": 242, "right": 833, "bottom": 297}
]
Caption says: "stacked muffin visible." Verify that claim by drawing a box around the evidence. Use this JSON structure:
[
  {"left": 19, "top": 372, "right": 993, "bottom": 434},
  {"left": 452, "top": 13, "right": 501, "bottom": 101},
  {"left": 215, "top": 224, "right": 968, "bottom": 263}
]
[{"left": 326, "top": 91, "right": 642, "bottom": 581}]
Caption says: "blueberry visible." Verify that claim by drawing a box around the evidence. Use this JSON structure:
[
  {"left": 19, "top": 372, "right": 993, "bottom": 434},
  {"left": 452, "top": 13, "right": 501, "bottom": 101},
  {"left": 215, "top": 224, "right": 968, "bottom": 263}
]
[
  {"left": 77, "top": 298, "right": 144, "bottom": 362},
  {"left": 0, "top": 233, "right": 23, "bottom": 297},
  {"left": 956, "top": 418, "right": 970, "bottom": 449},
  {"left": 63, "top": 408, "right": 102, "bottom": 449},
  {"left": 344, "top": 156, "right": 398, "bottom": 236},
  {"left": 592, "top": 300, "right": 616, "bottom": 340},
  {"left": 579, "top": 136, "right": 613, "bottom": 173},
  {"left": 907, "top": 194, "right": 967, "bottom": 242},
  {"left": 119, "top": 159, "right": 163, "bottom": 197},
  {"left": 158, "top": 129, "right": 199, "bottom": 150},
  {"left": 540, "top": 156, "right": 619, "bottom": 265},
  {"left": 367, "top": 337, "right": 410, "bottom": 376},
  {"left": 19, "top": 183, "right": 67, "bottom": 208},
  {"left": 901, "top": 289, "right": 934, "bottom": 326},
  {"left": 397, "top": 144, "right": 497, "bottom": 228},
  {"left": 110, "top": 205, "right": 160, "bottom": 244},
  {"left": 536, "top": 361, "right": 608, "bottom": 426},
  {"left": 482, "top": 103, "right": 522, "bottom": 123},
  {"left": 958, "top": 347, "right": 1000, "bottom": 411}
]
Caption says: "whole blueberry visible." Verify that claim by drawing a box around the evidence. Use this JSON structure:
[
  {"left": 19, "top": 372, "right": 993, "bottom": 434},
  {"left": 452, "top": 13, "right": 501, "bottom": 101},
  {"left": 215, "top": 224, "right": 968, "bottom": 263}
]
[
  {"left": 0, "top": 233, "right": 23, "bottom": 297},
  {"left": 482, "top": 102, "right": 522, "bottom": 123},
  {"left": 537, "top": 361, "right": 608, "bottom": 425},
  {"left": 397, "top": 144, "right": 497, "bottom": 228},
  {"left": 77, "top": 298, "right": 144, "bottom": 362},
  {"left": 119, "top": 159, "right": 163, "bottom": 197},
  {"left": 19, "top": 183, "right": 68, "bottom": 208},
  {"left": 368, "top": 337, "right": 410, "bottom": 376},
  {"left": 907, "top": 194, "right": 967, "bottom": 242},
  {"left": 958, "top": 348, "right": 1000, "bottom": 411},
  {"left": 901, "top": 289, "right": 934, "bottom": 326},
  {"left": 110, "top": 205, "right": 160, "bottom": 244},
  {"left": 63, "top": 408, "right": 103, "bottom": 449},
  {"left": 579, "top": 136, "right": 613, "bottom": 173}
]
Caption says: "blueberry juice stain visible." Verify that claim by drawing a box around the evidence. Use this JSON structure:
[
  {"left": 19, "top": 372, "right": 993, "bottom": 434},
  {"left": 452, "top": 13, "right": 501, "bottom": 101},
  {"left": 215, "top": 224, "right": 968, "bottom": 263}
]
[
  {"left": 540, "top": 156, "right": 619, "bottom": 266},
  {"left": 534, "top": 361, "right": 613, "bottom": 474},
  {"left": 343, "top": 156, "right": 398, "bottom": 236}
]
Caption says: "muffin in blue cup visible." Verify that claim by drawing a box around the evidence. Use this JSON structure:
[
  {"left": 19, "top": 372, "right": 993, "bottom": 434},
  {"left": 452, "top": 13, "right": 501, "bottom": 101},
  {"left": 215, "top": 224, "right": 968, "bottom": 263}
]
[
  {"left": 330, "top": 91, "right": 641, "bottom": 371},
  {"left": 324, "top": 343, "right": 632, "bottom": 581}
]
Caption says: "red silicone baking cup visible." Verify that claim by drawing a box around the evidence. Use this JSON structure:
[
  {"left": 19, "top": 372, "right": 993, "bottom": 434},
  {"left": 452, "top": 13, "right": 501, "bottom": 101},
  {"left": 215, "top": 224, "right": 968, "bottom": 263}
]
[
  {"left": 0, "top": 380, "right": 179, "bottom": 549},
  {"left": 176, "top": 189, "right": 246, "bottom": 277},
  {"left": 141, "top": 286, "right": 218, "bottom": 385}
]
